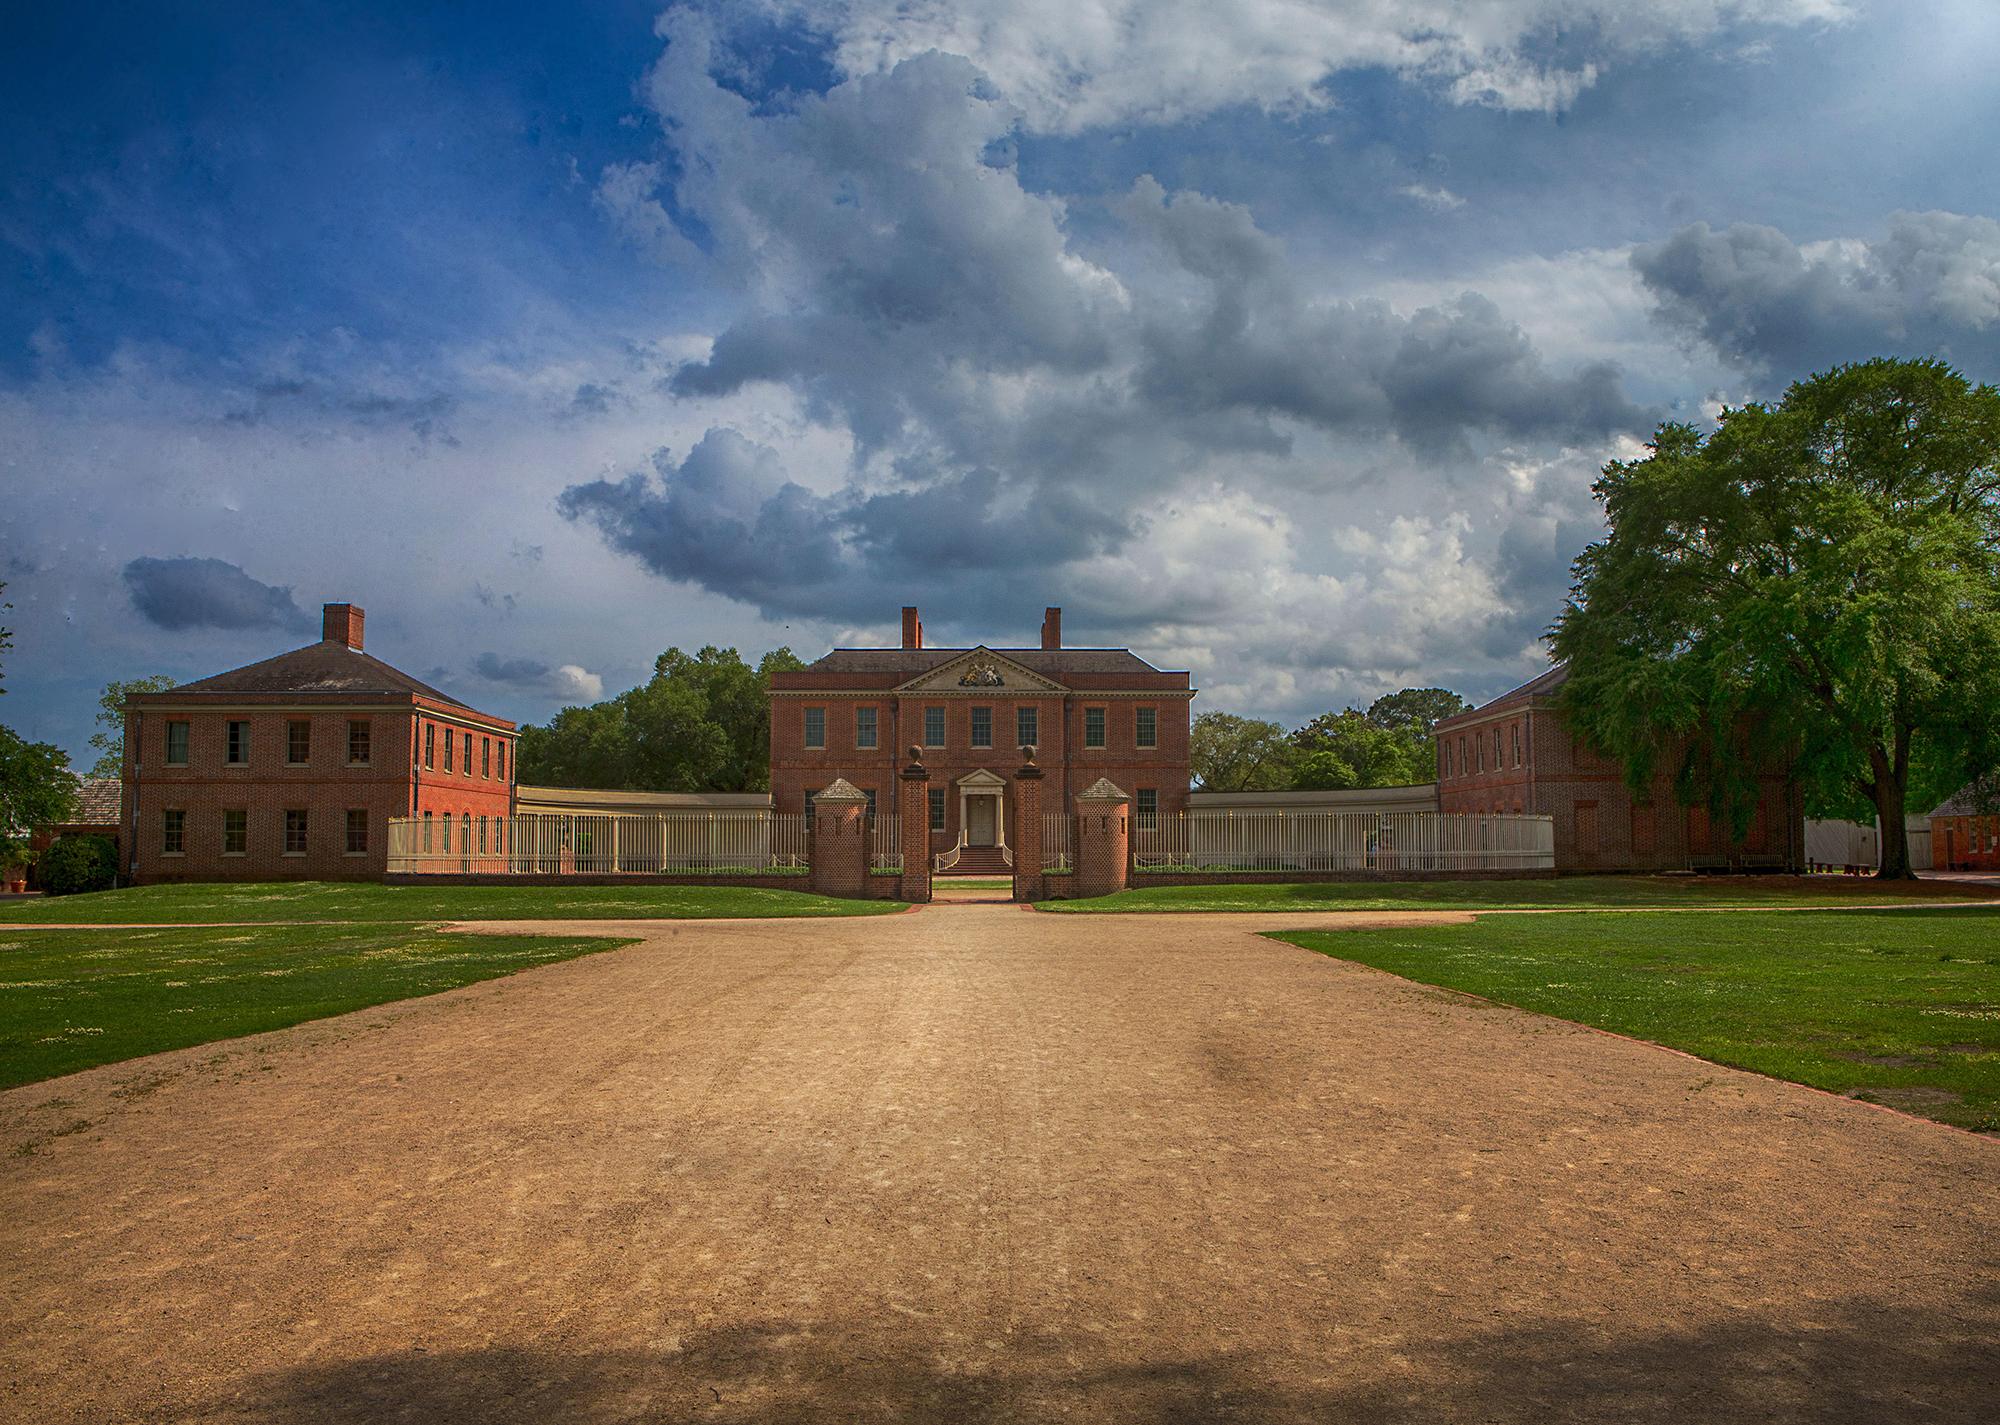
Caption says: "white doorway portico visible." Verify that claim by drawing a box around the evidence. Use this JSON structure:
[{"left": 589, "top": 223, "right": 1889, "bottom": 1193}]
[{"left": 956, "top": 768, "right": 1008, "bottom": 850}]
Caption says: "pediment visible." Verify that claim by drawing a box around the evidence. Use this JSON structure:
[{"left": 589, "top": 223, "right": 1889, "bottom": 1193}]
[
  {"left": 896, "top": 647, "right": 1067, "bottom": 694},
  {"left": 956, "top": 768, "right": 1008, "bottom": 788}
]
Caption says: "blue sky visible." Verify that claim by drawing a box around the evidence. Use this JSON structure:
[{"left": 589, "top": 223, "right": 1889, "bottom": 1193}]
[{"left": 6, "top": 0, "right": 1999, "bottom": 762}]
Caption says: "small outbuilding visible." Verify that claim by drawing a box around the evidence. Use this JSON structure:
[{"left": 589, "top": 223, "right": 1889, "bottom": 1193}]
[{"left": 1929, "top": 783, "right": 2000, "bottom": 871}]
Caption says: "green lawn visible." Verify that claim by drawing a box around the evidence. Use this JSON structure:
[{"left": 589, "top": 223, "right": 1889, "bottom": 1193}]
[
  {"left": 0, "top": 923, "right": 639, "bottom": 1090},
  {"left": 0, "top": 881, "right": 905, "bottom": 925},
  {"left": 1042, "top": 875, "right": 1991, "bottom": 914},
  {"left": 1274, "top": 908, "right": 2000, "bottom": 1132}
]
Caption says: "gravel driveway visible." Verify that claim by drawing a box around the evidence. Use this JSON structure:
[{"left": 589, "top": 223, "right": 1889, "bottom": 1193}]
[{"left": 2, "top": 902, "right": 1994, "bottom": 1423}]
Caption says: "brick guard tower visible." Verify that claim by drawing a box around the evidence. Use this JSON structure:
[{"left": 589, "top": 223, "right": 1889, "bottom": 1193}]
[
  {"left": 808, "top": 778, "right": 870, "bottom": 900},
  {"left": 1074, "top": 777, "right": 1131, "bottom": 899}
]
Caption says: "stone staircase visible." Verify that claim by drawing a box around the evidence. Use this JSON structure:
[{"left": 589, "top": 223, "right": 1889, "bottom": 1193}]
[{"left": 947, "top": 846, "right": 1012, "bottom": 876}]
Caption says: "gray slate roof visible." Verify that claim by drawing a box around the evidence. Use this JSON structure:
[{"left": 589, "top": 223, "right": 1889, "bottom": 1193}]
[
  {"left": 165, "top": 639, "right": 473, "bottom": 708},
  {"left": 74, "top": 778, "right": 122, "bottom": 823},
  {"left": 1446, "top": 662, "right": 1571, "bottom": 721},
  {"left": 1929, "top": 780, "right": 2000, "bottom": 818},
  {"left": 804, "top": 647, "right": 1167, "bottom": 677}
]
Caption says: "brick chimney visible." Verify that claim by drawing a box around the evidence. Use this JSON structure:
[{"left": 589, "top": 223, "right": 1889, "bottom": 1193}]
[
  {"left": 901, "top": 606, "right": 922, "bottom": 650},
  {"left": 1041, "top": 606, "right": 1062, "bottom": 651},
  {"left": 323, "top": 603, "right": 365, "bottom": 651}
]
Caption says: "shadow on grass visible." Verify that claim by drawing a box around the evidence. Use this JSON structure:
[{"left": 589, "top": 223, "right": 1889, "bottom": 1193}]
[{"left": 228, "top": 1291, "right": 2000, "bottom": 1424}]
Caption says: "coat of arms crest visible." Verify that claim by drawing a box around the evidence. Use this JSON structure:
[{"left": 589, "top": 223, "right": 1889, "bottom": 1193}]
[{"left": 957, "top": 662, "right": 1005, "bottom": 688}]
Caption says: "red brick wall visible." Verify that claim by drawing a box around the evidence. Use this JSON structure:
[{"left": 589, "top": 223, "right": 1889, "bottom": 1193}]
[
  {"left": 1436, "top": 701, "right": 1802, "bottom": 872},
  {"left": 1933, "top": 815, "right": 2000, "bottom": 870},
  {"left": 122, "top": 700, "right": 516, "bottom": 883},
  {"left": 408, "top": 704, "right": 518, "bottom": 831},
  {"left": 769, "top": 691, "right": 1191, "bottom": 850},
  {"left": 1435, "top": 711, "right": 1533, "bottom": 814}
]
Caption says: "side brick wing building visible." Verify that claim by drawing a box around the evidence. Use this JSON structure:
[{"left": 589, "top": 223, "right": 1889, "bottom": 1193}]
[
  {"left": 1434, "top": 664, "right": 1803, "bottom": 872},
  {"left": 120, "top": 604, "right": 517, "bottom": 883},
  {"left": 768, "top": 607, "right": 1192, "bottom": 871}
]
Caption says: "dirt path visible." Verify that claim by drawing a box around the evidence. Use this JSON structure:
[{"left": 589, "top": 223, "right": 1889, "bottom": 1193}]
[{"left": 2, "top": 904, "right": 1994, "bottom": 1423}]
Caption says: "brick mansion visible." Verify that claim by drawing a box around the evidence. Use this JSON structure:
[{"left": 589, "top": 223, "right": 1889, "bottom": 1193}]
[
  {"left": 110, "top": 599, "right": 1809, "bottom": 884},
  {"left": 768, "top": 608, "right": 1192, "bottom": 875},
  {"left": 119, "top": 605, "right": 517, "bottom": 884}
]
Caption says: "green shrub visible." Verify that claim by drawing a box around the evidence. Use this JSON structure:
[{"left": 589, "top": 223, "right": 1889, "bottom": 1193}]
[{"left": 39, "top": 835, "right": 118, "bottom": 897}]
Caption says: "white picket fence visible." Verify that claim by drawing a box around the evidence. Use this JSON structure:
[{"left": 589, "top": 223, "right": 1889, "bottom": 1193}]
[
  {"left": 1042, "top": 812, "right": 1072, "bottom": 873},
  {"left": 871, "top": 813, "right": 901, "bottom": 873},
  {"left": 1131, "top": 811, "right": 1553, "bottom": 873},
  {"left": 386, "top": 811, "right": 809, "bottom": 875}
]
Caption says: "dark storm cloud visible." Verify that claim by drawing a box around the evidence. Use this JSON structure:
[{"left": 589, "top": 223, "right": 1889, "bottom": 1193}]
[
  {"left": 469, "top": 652, "right": 604, "bottom": 702},
  {"left": 219, "top": 381, "right": 460, "bottom": 443},
  {"left": 1633, "top": 212, "right": 2000, "bottom": 377},
  {"left": 1118, "top": 181, "right": 1652, "bottom": 458},
  {"left": 557, "top": 431, "right": 1133, "bottom": 621},
  {"left": 121, "top": 556, "right": 313, "bottom": 632},
  {"left": 473, "top": 652, "right": 549, "bottom": 683},
  {"left": 649, "top": 56, "right": 1649, "bottom": 463},
  {"left": 609, "top": 25, "right": 1650, "bottom": 570},
  {"left": 557, "top": 430, "right": 850, "bottom": 616},
  {"left": 474, "top": 652, "right": 548, "bottom": 680},
  {"left": 851, "top": 468, "right": 1128, "bottom": 572}
]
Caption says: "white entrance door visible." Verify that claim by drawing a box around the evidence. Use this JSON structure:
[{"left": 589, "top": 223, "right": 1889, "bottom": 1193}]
[{"left": 967, "top": 795, "right": 998, "bottom": 846}]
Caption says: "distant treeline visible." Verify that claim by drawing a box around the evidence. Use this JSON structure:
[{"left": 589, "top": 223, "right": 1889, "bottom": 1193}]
[
  {"left": 1191, "top": 688, "right": 1468, "bottom": 792},
  {"left": 516, "top": 646, "right": 804, "bottom": 793}
]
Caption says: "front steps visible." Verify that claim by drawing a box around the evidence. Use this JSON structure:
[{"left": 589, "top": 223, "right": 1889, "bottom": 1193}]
[{"left": 944, "top": 846, "right": 1012, "bottom": 876}]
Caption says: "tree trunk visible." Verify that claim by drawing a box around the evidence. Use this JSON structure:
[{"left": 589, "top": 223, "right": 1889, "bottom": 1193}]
[{"left": 1872, "top": 739, "right": 1916, "bottom": 880}]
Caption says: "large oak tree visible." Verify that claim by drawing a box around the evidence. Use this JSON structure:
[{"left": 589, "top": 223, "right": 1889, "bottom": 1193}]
[{"left": 1552, "top": 358, "right": 2000, "bottom": 878}]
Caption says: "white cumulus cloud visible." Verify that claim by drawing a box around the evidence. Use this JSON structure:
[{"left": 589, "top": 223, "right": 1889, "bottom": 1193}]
[{"left": 743, "top": 0, "right": 1853, "bottom": 131}]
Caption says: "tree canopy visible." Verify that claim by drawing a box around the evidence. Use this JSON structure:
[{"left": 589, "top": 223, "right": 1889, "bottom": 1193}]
[
  {"left": 89, "top": 675, "right": 178, "bottom": 779},
  {"left": 1552, "top": 357, "right": 2000, "bottom": 878},
  {"left": 1192, "top": 688, "right": 1464, "bottom": 792},
  {"left": 1363, "top": 688, "right": 1468, "bottom": 735},
  {"left": 1, "top": 725, "right": 79, "bottom": 867},
  {"left": 0, "top": 581, "right": 83, "bottom": 868},
  {"left": 1290, "top": 710, "right": 1431, "bottom": 790},
  {"left": 516, "top": 645, "right": 805, "bottom": 793},
  {"left": 1188, "top": 712, "right": 1295, "bottom": 791}
]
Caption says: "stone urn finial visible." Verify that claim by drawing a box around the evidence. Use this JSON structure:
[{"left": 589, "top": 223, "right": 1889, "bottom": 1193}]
[
  {"left": 908, "top": 743, "right": 924, "bottom": 764},
  {"left": 1019, "top": 742, "right": 1038, "bottom": 767}
]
